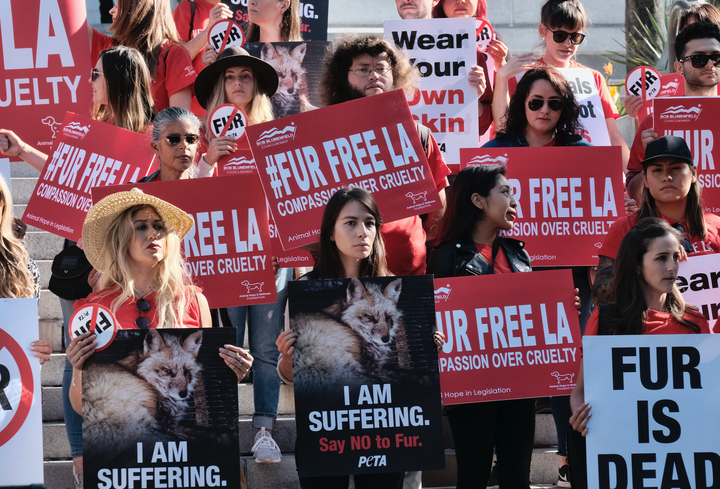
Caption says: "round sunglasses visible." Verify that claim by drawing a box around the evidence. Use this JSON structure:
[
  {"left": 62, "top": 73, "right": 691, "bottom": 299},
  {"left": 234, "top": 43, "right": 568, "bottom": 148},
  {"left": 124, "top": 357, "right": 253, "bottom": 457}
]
[
  {"left": 165, "top": 133, "right": 200, "bottom": 145},
  {"left": 543, "top": 25, "right": 586, "bottom": 45},
  {"left": 527, "top": 98, "right": 564, "bottom": 112}
]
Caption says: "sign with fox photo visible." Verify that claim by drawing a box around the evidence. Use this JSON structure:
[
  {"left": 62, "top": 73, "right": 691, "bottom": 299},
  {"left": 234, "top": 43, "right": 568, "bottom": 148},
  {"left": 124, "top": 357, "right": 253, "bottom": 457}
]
[
  {"left": 243, "top": 41, "right": 330, "bottom": 120},
  {"left": 653, "top": 96, "right": 720, "bottom": 214},
  {"left": 384, "top": 18, "right": 479, "bottom": 169},
  {"left": 246, "top": 89, "right": 443, "bottom": 250},
  {"left": 0, "top": 0, "right": 93, "bottom": 163},
  {"left": 583, "top": 334, "right": 720, "bottom": 489},
  {"left": 288, "top": 275, "right": 445, "bottom": 477},
  {"left": 460, "top": 146, "right": 625, "bottom": 266},
  {"left": 92, "top": 176, "right": 277, "bottom": 309},
  {"left": 82, "top": 328, "right": 241, "bottom": 489},
  {"left": 223, "top": 0, "right": 329, "bottom": 41},
  {"left": 22, "top": 112, "right": 156, "bottom": 241},
  {"left": 0, "top": 299, "right": 43, "bottom": 487},
  {"left": 433, "top": 270, "right": 582, "bottom": 405}
]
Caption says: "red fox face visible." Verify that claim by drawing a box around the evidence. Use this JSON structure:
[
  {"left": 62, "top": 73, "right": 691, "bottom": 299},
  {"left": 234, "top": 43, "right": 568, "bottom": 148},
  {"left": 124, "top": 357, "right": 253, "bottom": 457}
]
[
  {"left": 261, "top": 43, "right": 307, "bottom": 97},
  {"left": 341, "top": 278, "right": 403, "bottom": 346},
  {"left": 137, "top": 330, "right": 203, "bottom": 400}
]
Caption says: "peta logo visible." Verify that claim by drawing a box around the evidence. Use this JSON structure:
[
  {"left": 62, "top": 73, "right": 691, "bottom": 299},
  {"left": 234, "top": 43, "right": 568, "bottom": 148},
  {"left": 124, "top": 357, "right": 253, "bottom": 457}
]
[
  {"left": 467, "top": 154, "right": 508, "bottom": 166},
  {"left": 62, "top": 122, "right": 91, "bottom": 139},
  {"left": 256, "top": 123, "right": 297, "bottom": 148},
  {"left": 659, "top": 104, "right": 702, "bottom": 122},
  {"left": 434, "top": 285, "right": 451, "bottom": 302}
]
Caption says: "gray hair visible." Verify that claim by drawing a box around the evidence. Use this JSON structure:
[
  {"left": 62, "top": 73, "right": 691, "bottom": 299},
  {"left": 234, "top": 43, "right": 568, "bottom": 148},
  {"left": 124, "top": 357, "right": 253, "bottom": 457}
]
[{"left": 152, "top": 107, "right": 201, "bottom": 142}]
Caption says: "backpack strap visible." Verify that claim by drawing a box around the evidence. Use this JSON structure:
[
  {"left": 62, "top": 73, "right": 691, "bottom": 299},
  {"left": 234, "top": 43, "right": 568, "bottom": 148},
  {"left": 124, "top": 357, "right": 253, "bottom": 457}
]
[{"left": 188, "top": 0, "right": 196, "bottom": 41}]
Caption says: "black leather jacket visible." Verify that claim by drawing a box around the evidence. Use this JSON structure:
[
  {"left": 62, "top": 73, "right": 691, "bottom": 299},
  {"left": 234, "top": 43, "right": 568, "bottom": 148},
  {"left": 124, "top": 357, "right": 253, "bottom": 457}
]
[{"left": 427, "top": 236, "right": 532, "bottom": 278}]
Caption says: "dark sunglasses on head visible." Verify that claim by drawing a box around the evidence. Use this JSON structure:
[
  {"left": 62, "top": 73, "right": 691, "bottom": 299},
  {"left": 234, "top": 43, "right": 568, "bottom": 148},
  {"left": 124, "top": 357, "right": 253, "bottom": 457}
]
[
  {"left": 527, "top": 98, "right": 564, "bottom": 112},
  {"left": 135, "top": 298, "right": 151, "bottom": 329},
  {"left": 679, "top": 53, "right": 720, "bottom": 68},
  {"left": 544, "top": 25, "right": 586, "bottom": 45},
  {"left": 165, "top": 133, "right": 200, "bottom": 145},
  {"left": 91, "top": 68, "right": 103, "bottom": 82}
]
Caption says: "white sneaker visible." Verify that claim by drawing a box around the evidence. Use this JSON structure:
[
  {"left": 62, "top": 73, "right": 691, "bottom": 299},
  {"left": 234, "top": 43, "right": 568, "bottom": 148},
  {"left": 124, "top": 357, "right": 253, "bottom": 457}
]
[
  {"left": 252, "top": 428, "right": 281, "bottom": 464},
  {"left": 73, "top": 467, "right": 83, "bottom": 489}
]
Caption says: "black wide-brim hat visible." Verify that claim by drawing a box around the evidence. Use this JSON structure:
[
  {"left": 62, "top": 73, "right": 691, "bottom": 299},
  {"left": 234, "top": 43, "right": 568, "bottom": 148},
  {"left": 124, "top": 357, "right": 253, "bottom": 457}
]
[{"left": 194, "top": 46, "right": 279, "bottom": 110}]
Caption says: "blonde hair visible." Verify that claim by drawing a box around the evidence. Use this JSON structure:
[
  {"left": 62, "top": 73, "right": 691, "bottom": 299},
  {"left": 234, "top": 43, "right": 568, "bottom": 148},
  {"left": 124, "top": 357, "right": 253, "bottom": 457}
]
[
  {"left": 96, "top": 205, "right": 194, "bottom": 328},
  {"left": 110, "top": 0, "right": 179, "bottom": 77},
  {"left": 0, "top": 175, "right": 34, "bottom": 298},
  {"left": 204, "top": 69, "right": 274, "bottom": 140},
  {"left": 246, "top": 0, "right": 302, "bottom": 42}
]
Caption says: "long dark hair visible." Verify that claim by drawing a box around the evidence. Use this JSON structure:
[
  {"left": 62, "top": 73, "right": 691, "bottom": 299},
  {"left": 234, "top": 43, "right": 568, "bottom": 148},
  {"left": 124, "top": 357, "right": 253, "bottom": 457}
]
[
  {"left": 637, "top": 163, "right": 706, "bottom": 239},
  {"left": 245, "top": 0, "right": 302, "bottom": 42},
  {"left": 435, "top": 164, "right": 507, "bottom": 245},
  {"left": 607, "top": 217, "right": 701, "bottom": 334},
  {"left": 540, "top": 0, "right": 587, "bottom": 31},
  {"left": 310, "top": 188, "right": 389, "bottom": 279},
  {"left": 498, "top": 65, "right": 582, "bottom": 144}
]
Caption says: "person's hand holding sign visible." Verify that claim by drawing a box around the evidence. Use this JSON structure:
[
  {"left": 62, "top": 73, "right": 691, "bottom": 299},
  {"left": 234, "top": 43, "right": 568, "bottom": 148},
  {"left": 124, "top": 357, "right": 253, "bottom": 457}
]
[
  {"left": 486, "top": 39, "right": 509, "bottom": 68},
  {"left": 219, "top": 345, "right": 254, "bottom": 382},
  {"left": 205, "top": 136, "right": 239, "bottom": 165},
  {"left": 623, "top": 94, "right": 644, "bottom": 120},
  {"left": 468, "top": 64, "right": 487, "bottom": 98}
]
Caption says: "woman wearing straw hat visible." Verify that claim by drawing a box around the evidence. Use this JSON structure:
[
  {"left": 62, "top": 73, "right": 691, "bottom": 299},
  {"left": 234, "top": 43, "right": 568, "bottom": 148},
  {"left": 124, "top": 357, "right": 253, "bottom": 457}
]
[
  {"left": 66, "top": 188, "right": 254, "bottom": 411},
  {"left": 194, "top": 46, "right": 288, "bottom": 464}
]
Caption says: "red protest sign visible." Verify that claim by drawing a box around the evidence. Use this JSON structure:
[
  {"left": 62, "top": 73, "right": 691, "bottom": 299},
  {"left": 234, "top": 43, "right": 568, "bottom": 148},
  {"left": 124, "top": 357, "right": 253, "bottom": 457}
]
[
  {"left": 92, "top": 175, "right": 278, "bottom": 309},
  {"left": 22, "top": 112, "right": 155, "bottom": 241},
  {"left": 654, "top": 96, "right": 720, "bottom": 213},
  {"left": 209, "top": 104, "right": 248, "bottom": 140},
  {"left": 0, "top": 0, "right": 93, "bottom": 161},
  {"left": 246, "top": 89, "right": 443, "bottom": 250},
  {"left": 461, "top": 146, "right": 624, "bottom": 266},
  {"left": 435, "top": 270, "right": 582, "bottom": 405},
  {"left": 207, "top": 19, "right": 245, "bottom": 54}
]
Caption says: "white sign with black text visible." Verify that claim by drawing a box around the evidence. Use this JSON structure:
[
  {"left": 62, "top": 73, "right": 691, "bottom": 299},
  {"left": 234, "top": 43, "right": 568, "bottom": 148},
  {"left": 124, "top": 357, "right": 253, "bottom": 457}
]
[{"left": 678, "top": 254, "right": 720, "bottom": 333}]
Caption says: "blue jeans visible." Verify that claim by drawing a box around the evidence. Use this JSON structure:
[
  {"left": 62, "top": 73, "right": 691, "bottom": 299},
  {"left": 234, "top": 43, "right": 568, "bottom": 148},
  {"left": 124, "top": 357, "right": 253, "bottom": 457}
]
[
  {"left": 60, "top": 298, "right": 83, "bottom": 458},
  {"left": 226, "top": 268, "right": 292, "bottom": 430}
]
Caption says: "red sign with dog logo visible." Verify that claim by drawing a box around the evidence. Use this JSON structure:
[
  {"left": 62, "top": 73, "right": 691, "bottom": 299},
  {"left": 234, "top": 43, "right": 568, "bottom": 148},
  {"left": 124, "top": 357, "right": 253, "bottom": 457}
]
[
  {"left": 92, "top": 175, "right": 277, "bottom": 309},
  {"left": 434, "top": 270, "right": 582, "bottom": 405},
  {"left": 246, "top": 89, "right": 443, "bottom": 250}
]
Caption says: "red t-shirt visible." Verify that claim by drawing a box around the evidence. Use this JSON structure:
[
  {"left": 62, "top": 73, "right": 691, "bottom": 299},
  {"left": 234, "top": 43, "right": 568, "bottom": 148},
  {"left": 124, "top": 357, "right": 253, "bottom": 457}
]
[
  {"left": 599, "top": 212, "right": 720, "bottom": 260},
  {"left": 475, "top": 242, "right": 512, "bottom": 274},
  {"left": 173, "top": 0, "right": 214, "bottom": 116},
  {"left": 585, "top": 307, "right": 710, "bottom": 335},
  {"left": 75, "top": 288, "right": 203, "bottom": 329},
  {"left": 91, "top": 28, "right": 116, "bottom": 64},
  {"left": 477, "top": 50, "right": 493, "bottom": 137},
  {"left": 381, "top": 132, "right": 450, "bottom": 276},
  {"left": 626, "top": 114, "right": 653, "bottom": 185}
]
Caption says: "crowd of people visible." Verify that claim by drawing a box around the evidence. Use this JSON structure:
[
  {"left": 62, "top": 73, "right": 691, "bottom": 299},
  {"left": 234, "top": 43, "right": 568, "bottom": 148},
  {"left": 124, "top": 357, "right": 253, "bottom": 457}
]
[{"left": 1, "top": 0, "right": 718, "bottom": 488}]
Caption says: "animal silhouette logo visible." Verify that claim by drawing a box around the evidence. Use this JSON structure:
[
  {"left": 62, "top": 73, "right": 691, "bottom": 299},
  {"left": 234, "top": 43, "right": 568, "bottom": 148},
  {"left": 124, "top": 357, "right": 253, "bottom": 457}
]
[
  {"left": 551, "top": 371, "right": 575, "bottom": 383},
  {"left": 261, "top": 43, "right": 318, "bottom": 118},
  {"left": 41, "top": 116, "right": 61, "bottom": 138},
  {"left": 241, "top": 280, "right": 264, "bottom": 293},
  {"left": 406, "top": 191, "right": 427, "bottom": 204}
]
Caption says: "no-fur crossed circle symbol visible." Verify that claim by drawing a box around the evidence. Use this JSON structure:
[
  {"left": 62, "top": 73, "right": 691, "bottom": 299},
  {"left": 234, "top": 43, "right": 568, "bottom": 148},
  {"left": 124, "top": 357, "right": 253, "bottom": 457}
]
[
  {"left": 69, "top": 304, "right": 118, "bottom": 351},
  {"left": 625, "top": 66, "right": 661, "bottom": 101},
  {"left": 208, "top": 19, "right": 245, "bottom": 55},
  {"left": 0, "top": 328, "right": 33, "bottom": 447},
  {"left": 209, "top": 104, "right": 249, "bottom": 140},
  {"left": 476, "top": 19, "right": 494, "bottom": 53}
]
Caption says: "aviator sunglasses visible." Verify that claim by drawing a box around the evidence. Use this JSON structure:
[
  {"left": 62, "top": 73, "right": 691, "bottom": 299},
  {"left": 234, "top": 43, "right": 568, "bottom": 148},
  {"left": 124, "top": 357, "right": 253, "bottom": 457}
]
[
  {"left": 165, "top": 133, "right": 200, "bottom": 145},
  {"left": 527, "top": 98, "right": 564, "bottom": 112},
  {"left": 679, "top": 53, "right": 720, "bottom": 68},
  {"left": 543, "top": 25, "right": 586, "bottom": 45}
]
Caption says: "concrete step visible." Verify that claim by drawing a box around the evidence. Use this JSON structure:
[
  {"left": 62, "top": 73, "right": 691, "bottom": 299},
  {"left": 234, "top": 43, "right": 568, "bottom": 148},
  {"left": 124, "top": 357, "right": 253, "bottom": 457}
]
[
  {"left": 11, "top": 176, "right": 38, "bottom": 205},
  {"left": 26, "top": 231, "right": 65, "bottom": 261},
  {"left": 10, "top": 160, "right": 41, "bottom": 178},
  {"left": 40, "top": 288, "right": 64, "bottom": 320},
  {"left": 43, "top": 448, "right": 560, "bottom": 489},
  {"left": 40, "top": 319, "right": 64, "bottom": 352}
]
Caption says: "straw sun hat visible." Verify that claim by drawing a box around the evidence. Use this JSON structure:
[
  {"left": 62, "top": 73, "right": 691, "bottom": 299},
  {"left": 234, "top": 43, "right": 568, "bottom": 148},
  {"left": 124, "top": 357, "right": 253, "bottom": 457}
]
[{"left": 82, "top": 188, "right": 195, "bottom": 271}]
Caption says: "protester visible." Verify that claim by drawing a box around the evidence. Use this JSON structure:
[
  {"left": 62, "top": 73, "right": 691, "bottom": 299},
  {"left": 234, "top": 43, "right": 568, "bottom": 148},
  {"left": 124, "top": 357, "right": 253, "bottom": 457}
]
[
  {"left": 492, "top": 0, "right": 629, "bottom": 166},
  {"left": 66, "top": 189, "right": 253, "bottom": 413},
  {"left": 625, "top": 21, "right": 720, "bottom": 201},
  {"left": 89, "top": 0, "right": 195, "bottom": 111},
  {"left": 173, "top": 0, "right": 233, "bottom": 116},
  {"left": 394, "top": 0, "right": 438, "bottom": 19},
  {"left": 593, "top": 136, "right": 720, "bottom": 305},
  {"left": 276, "top": 187, "right": 443, "bottom": 489},
  {"left": 431, "top": 0, "right": 505, "bottom": 136},
  {"left": 194, "top": 47, "right": 289, "bottom": 464},
  {"left": 320, "top": 35, "right": 450, "bottom": 275}
]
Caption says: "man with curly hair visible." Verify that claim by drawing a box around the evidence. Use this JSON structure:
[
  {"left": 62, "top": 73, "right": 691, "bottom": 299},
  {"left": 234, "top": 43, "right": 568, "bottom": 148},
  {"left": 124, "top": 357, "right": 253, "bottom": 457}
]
[{"left": 319, "top": 35, "right": 450, "bottom": 277}]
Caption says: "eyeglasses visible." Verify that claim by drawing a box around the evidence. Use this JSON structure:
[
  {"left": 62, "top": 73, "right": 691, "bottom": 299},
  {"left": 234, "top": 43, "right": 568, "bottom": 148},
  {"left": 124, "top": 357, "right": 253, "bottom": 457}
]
[
  {"left": 543, "top": 25, "right": 586, "bottom": 45},
  {"left": 348, "top": 67, "right": 392, "bottom": 77},
  {"left": 678, "top": 53, "right": 720, "bottom": 68},
  {"left": 671, "top": 222, "right": 693, "bottom": 254},
  {"left": 135, "top": 298, "right": 151, "bottom": 329},
  {"left": 91, "top": 68, "right": 104, "bottom": 82},
  {"left": 527, "top": 98, "right": 564, "bottom": 112},
  {"left": 165, "top": 133, "right": 200, "bottom": 145}
]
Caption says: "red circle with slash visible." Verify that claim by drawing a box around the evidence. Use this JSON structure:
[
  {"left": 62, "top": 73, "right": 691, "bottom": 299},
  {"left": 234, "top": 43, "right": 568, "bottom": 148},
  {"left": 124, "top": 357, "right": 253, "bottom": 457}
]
[
  {"left": 476, "top": 19, "right": 495, "bottom": 53},
  {"left": 0, "top": 328, "right": 34, "bottom": 447},
  {"left": 209, "top": 104, "right": 249, "bottom": 140},
  {"left": 625, "top": 66, "right": 662, "bottom": 101},
  {"left": 208, "top": 19, "right": 245, "bottom": 55},
  {"left": 69, "top": 304, "right": 118, "bottom": 351}
]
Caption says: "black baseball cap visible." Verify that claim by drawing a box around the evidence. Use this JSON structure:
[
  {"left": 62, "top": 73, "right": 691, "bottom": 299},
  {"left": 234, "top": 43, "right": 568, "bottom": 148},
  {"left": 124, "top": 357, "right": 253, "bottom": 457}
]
[{"left": 642, "top": 135, "right": 694, "bottom": 167}]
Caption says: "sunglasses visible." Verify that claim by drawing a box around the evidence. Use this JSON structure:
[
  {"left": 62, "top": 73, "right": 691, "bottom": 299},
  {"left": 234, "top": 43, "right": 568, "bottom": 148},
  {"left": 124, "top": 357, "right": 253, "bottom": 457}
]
[
  {"left": 135, "top": 298, "right": 151, "bottom": 329},
  {"left": 679, "top": 53, "right": 720, "bottom": 68},
  {"left": 544, "top": 25, "right": 586, "bottom": 45},
  {"left": 527, "top": 98, "right": 564, "bottom": 112},
  {"left": 91, "top": 68, "right": 104, "bottom": 82},
  {"left": 165, "top": 133, "right": 200, "bottom": 145}
]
